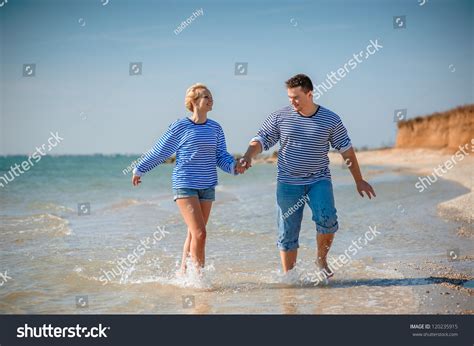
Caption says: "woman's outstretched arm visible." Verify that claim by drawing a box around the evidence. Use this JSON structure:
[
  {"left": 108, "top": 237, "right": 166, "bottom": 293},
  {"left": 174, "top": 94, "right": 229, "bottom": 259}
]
[{"left": 132, "top": 122, "right": 180, "bottom": 185}]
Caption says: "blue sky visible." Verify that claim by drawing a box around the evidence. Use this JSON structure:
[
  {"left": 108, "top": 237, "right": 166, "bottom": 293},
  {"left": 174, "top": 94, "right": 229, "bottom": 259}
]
[{"left": 0, "top": 0, "right": 472, "bottom": 155}]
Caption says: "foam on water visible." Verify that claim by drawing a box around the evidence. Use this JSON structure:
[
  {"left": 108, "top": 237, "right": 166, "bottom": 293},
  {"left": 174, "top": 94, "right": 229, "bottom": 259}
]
[
  {"left": 0, "top": 213, "right": 72, "bottom": 238},
  {"left": 115, "top": 257, "right": 217, "bottom": 289},
  {"left": 26, "top": 201, "right": 74, "bottom": 213},
  {"left": 169, "top": 257, "right": 216, "bottom": 289},
  {"left": 270, "top": 261, "right": 330, "bottom": 287},
  {"left": 73, "top": 256, "right": 217, "bottom": 290}
]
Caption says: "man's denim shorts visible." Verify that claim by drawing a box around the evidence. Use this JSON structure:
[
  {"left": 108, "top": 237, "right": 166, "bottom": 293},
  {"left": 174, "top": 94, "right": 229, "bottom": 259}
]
[
  {"left": 276, "top": 179, "right": 338, "bottom": 251},
  {"left": 173, "top": 187, "right": 215, "bottom": 202}
]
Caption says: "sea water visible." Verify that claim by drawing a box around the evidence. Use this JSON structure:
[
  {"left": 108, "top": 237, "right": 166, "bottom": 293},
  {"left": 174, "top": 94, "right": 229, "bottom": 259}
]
[{"left": 0, "top": 155, "right": 471, "bottom": 313}]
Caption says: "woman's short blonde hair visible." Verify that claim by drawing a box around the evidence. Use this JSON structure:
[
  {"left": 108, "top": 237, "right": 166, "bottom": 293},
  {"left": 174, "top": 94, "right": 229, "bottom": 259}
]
[{"left": 185, "top": 83, "right": 209, "bottom": 112}]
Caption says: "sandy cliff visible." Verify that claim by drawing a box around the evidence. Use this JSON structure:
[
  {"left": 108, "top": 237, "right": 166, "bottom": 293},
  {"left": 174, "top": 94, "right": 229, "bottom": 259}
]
[{"left": 395, "top": 105, "right": 473, "bottom": 151}]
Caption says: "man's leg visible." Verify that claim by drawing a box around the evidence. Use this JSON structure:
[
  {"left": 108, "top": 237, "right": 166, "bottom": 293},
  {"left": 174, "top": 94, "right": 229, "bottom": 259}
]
[
  {"left": 307, "top": 180, "right": 339, "bottom": 276},
  {"left": 280, "top": 249, "right": 298, "bottom": 272},
  {"left": 317, "top": 233, "right": 335, "bottom": 274},
  {"left": 276, "top": 182, "right": 305, "bottom": 272}
]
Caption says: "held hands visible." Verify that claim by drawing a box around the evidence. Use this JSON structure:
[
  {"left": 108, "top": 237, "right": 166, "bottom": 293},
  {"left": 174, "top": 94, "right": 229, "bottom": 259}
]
[{"left": 235, "top": 156, "right": 252, "bottom": 174}]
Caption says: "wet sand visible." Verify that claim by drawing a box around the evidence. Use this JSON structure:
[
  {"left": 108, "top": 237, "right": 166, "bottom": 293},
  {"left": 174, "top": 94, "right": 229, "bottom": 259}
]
[{"left": 331, "top": 148, "right": 473, "bottom": 314}]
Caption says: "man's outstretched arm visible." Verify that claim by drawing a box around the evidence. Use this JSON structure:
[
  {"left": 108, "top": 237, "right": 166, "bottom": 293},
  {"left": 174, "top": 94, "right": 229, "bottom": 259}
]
[
  {"left": 241, "top": 112, "right": 280, "bottom": 170},
  {"left": 241, "top": 140, "right": 263, "bottom": 168},
  {"left": 340, "top": 147, "right": 376, "bottom": 199}
]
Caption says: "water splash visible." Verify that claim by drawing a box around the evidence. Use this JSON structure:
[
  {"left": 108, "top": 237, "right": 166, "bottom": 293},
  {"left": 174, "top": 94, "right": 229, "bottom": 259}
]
[
  {"left": 170, "top": 257, "right": 216, "bottom": 289},
  {"left": 271, "top": 261, "right": 329, "bottom": 286}
]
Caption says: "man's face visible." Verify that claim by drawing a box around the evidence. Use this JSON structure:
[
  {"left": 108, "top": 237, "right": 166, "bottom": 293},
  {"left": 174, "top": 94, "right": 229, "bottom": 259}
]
[{"left": 287, "top": 86, "right": 312, "bottom": 112}]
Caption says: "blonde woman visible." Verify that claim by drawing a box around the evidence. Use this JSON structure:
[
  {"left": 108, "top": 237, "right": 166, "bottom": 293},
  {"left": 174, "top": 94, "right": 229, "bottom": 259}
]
[{"left": 132, "top": 84, "right": 245, "bottom": 272}]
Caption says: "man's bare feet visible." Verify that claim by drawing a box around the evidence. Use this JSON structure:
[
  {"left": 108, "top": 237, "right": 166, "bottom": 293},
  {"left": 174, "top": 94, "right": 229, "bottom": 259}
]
[{"left": 317, "top": 256, "right": 334, "bottom": 278}]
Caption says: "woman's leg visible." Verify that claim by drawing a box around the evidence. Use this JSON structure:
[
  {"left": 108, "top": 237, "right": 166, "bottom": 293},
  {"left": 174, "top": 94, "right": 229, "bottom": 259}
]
[
  {"left": 176, "top": 197, "right": 210, "bottom": 269},
  {"left": 180, "top": 200, "right": 213, "bottom": 272},
  {"left": 180, "top": 230, "right": 192, "bottom": 272},
  {"left": 197, "top": 200, "right": 213, "bottom": 265},
  {"left": 200, "top": 200, "right": 213, "bottom": 224}
]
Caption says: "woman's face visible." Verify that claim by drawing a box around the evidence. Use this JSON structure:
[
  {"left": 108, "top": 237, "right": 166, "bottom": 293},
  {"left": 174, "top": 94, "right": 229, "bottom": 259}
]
[{"left": 194, "top": 89, "right": 213, "bottom": 112}]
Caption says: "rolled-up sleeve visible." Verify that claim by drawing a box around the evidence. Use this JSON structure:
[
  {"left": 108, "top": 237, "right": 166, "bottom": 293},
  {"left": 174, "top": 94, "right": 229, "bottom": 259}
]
[
  {"left": 250, "top": 112, "right": 280, "bottom": 151},
  {"left": 329, "top": 118, "right": 352, "bottom": 153}
]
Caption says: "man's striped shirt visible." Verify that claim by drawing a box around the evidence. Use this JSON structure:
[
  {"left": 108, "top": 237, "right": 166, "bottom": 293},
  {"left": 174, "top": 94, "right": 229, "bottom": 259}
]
[
  {"left": 133, "top": 117, "right": 236, "bottom": 189},
  {"left": 251, "top": 105, "right": 352, "bottom": 185}
]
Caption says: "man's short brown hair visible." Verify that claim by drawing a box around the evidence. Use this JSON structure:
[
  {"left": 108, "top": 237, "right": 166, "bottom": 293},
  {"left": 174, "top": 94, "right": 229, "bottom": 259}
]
[{"left": 285, "top": 74, "right": 313, "bottom": 92}]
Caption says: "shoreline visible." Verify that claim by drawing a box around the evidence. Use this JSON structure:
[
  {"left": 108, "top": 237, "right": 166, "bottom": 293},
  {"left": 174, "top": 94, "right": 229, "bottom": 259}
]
[
  {"left": 254, "top": 147, "right": 472, "bottom": 229},
  {"left": 331, "top": 148, "right": 473, "bottom": 313},
  {"left": 329, "top": 148, "right": 472, "bottom": 229}
]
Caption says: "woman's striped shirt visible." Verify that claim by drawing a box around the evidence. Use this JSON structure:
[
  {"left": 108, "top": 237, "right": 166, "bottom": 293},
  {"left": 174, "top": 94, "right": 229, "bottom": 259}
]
[
  {"left": 133, "top": 117, "right": 236, "bottom": 189},
  {"left": 251, "top": 105, "right": 352, "bottom": 185}
]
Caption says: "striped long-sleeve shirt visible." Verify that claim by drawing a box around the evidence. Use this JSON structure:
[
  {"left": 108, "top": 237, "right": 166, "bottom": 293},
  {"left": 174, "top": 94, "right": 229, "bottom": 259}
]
[
  {"left": 133, "top": 117, "right": 236, "bottom": 189},
  {"left": 251, "top": 105, "right": 352, "bottom": 185}
]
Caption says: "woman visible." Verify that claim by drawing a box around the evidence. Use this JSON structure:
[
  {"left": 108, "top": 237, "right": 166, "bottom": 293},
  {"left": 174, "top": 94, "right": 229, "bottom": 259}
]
[{"left": 132, "top": 83, "right": 245, "bottom": 273}]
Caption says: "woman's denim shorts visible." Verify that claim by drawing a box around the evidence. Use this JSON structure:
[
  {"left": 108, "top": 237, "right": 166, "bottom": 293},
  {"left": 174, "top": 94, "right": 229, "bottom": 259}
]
[{"left": 173, "top": 187, "right": 216, "bottom": 202}]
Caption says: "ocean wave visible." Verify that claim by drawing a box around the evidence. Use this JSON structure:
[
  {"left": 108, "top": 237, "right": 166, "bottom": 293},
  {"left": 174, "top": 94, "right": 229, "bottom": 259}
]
[
  {"left": 0, "top": 213, "right": 72, "bottom": 238},
  {"left": 27, "top": 201, "right": 75, "bottom": 213},
  {"left": 100, "top": 198, "right": 165, "bottom": 213},
  {"left": 107, "top": 199, "right": 141, "bottom": 210}
]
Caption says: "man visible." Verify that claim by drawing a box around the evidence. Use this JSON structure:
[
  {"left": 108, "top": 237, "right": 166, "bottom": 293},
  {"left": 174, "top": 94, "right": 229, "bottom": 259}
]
[{"left": 241, "top": 74, "right": 376, "bottom": 277}]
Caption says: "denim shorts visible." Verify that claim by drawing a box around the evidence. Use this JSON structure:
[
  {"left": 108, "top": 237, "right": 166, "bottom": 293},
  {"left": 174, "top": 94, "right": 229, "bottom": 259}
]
[
  {"left": 173, "top": 187, "right": 215, "bottom": 202},
  {"left": 276, "top": 179, "right": 338, "bottom": 251}
]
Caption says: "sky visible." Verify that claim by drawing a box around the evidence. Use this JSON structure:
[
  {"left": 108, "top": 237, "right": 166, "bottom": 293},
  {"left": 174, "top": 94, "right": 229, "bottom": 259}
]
[{"left": 0, "top": 0, "right": 472, "bottom": 155}]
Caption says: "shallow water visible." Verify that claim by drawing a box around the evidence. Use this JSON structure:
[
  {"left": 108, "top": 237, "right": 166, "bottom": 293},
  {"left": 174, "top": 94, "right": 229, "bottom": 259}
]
[{"left": 0, "top": 156, "right": 472, "bottom": 313}]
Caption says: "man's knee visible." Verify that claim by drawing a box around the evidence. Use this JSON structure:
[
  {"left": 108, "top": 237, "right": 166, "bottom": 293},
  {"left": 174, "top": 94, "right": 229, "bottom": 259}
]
[{"left": 315, "top": 211, "right": 338, "bottom": 234}]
